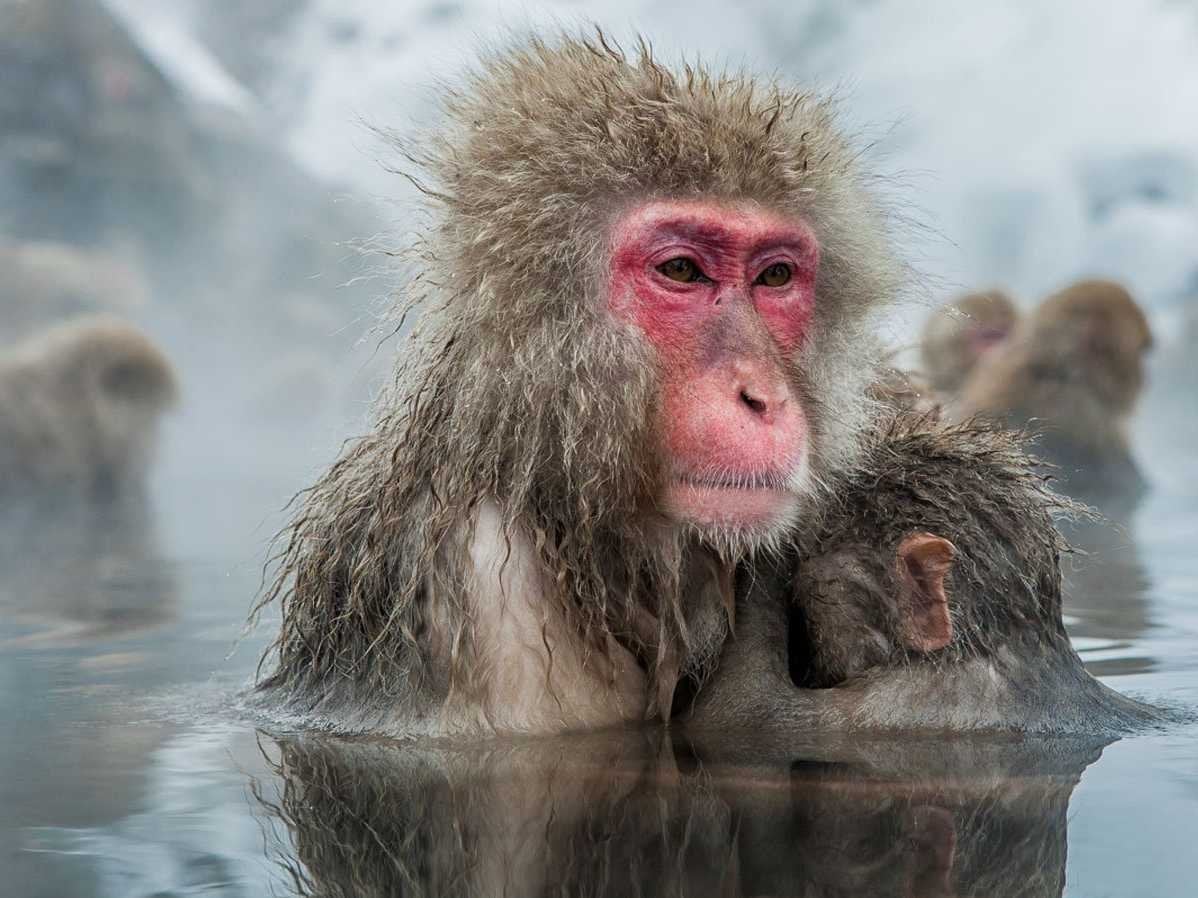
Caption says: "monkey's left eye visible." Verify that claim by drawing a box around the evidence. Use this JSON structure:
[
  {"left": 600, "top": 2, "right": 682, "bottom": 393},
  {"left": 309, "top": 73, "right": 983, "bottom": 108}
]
[
  {"left": 657, "top": 257, "right": 706, "bottom": 283},
  {"left": 755, "top": 263, "right": 792, "bottom": 287}
]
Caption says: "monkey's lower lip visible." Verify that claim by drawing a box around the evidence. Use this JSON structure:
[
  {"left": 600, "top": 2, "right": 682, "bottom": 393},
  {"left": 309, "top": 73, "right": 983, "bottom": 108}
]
[{"left": 667, "top": 478, "right": 796, "bottom": 528}]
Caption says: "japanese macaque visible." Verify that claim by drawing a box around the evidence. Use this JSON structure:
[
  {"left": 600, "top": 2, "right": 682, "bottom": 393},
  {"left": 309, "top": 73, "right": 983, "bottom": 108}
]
[
  {"left": 919, "top": 289, "right": 1018, "bottom": 397},
  {"left": 252, "top": 34, "right": 908, "bottom": 737},
  {"left": 688, "top": 413, "right": 1160, "bottom": 735},
  {"left": 952, "top": 280, "right": 1153, "bottom": 505},
  {"left": 0, "top": 317, "right": 178, "bottom": 498}
]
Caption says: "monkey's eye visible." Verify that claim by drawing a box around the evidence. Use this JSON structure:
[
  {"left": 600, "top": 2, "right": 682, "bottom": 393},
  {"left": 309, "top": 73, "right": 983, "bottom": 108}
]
[
  {"left": 755, "top": 263, "right": 792, "bottom": 287},
  {"left": 657, "top": 257, "right": 706, "bottom": 283}
]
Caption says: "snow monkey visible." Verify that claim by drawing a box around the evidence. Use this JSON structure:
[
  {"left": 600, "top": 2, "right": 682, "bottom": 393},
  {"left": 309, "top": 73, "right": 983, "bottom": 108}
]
[
  {"left": 688, "top": 413, "right": 1160, "bottom": 736},
  {"left": 252, "top": 33, "right": 922, "bottom": 738},
  {"left": 952, "top": 279, "right": 1153, "bottom": 508},
  {"left": 920, "top": 289, "right": 1019, "bottom": 398},
  {"left": 0, "top": 316, "right": 178, "bottom": 499}
]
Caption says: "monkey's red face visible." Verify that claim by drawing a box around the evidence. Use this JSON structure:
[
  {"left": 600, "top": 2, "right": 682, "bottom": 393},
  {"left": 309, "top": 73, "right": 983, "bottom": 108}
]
[{"left": 609, "top": 199, "right": 819, "bottom": 538}]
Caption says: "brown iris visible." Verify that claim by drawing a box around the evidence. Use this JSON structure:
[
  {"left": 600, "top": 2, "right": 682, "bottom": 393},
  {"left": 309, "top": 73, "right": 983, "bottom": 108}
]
[
  {"left": 657, "top": 257, "right": 704, "bottom": 283},
  {"left": 756, "top": 263, "right": 792, "bottom": 287}
]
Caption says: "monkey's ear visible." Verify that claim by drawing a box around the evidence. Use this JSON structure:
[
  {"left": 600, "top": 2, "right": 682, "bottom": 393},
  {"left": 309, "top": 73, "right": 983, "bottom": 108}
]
[{"left": 895, "top": 533, "right": 956, "bottom": 653}]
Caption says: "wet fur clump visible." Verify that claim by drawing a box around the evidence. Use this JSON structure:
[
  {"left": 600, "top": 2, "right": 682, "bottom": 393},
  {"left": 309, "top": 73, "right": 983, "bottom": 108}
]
[
  {"left": 692, "top": 413, "right": 1161, "bottom": 735},
  {"left": 794, "top": 413, "right": 1074, "bottom": 680},
  {"left": 792, "top": 414, "right": 1160, "bottom": 733},
  {"left": 252, "top": 33, "right": 906, "bottom": 735},
  {"left": 0, "top": 316, "right": 178, "bottom": 499}
]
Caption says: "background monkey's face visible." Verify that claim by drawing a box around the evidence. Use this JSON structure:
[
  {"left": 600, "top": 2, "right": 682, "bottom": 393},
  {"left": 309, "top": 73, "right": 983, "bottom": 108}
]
[{"left": 608, "top": 199, "right": 819, "bottom": 540}]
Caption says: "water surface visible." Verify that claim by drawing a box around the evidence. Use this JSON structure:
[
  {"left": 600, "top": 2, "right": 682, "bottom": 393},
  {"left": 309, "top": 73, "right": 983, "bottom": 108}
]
[{"left": 2, "top": 438, "right": 1196, "bottom": 897}]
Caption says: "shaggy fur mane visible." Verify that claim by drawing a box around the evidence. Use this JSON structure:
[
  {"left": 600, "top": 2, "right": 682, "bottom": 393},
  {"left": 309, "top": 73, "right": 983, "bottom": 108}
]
[{"left": 252, "top": 32, "right": 905, "bottom": 734}]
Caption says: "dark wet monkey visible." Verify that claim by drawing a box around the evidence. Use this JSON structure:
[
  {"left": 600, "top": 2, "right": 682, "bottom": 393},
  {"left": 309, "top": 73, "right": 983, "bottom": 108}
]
[{"left": 689, "top": 413, "right": 1161, "bottom": 736}]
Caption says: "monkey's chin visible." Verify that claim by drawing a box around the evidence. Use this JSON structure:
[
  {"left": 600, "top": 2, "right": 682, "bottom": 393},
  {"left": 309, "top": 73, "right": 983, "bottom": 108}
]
[{"left": 665, "top": 483, "right": 801, "bottom": 542}]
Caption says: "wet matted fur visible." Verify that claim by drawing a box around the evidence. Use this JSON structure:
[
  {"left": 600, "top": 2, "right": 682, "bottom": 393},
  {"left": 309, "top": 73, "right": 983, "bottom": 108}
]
[
  {"left": 251, "top": 32, "right": 908, "bottom": 736},
  {"left": 690, "top": 412, "right": 1162, "bottom": 735}
]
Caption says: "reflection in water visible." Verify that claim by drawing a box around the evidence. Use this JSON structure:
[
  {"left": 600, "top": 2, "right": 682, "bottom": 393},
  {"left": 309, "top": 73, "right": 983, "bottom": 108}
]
[
  {"left": 0, "top": 493, "right": 180, "bottom": 897},
  {"left": 721, "top": 738, "right": 1088, "bottom": 898},
  {"left": 1060, "top": 516, "right": 1155, "bottom": 677},
  {"left": 257, "top": 731, "right": 735, "bottom": 898},
  {"left": 0, "top": 494, "right": 176, "bottom": 644},
  {"left": 254, "top": 730, "right": 1105, "bottom": 898}
]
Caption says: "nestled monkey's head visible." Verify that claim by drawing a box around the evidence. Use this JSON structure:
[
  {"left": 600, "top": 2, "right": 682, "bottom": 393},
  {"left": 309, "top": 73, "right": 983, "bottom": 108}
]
[
  {"left": 789, "top": 417, "right": 1070, "bottom": 689},
  {"left": 779, "top": 426, "right": 1153, "bottom": 734},
  {"left": 794, "top": 532, "right": 956, "bottom": 686},
  {"left": 399, "top": 33, "right": 904, "bottom": 551}
]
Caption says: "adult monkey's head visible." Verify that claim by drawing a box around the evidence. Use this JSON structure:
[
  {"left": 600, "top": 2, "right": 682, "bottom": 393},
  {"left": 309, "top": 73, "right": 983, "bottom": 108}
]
[{"left": 406, "top": 33, "right": 904, "bottom": 553}]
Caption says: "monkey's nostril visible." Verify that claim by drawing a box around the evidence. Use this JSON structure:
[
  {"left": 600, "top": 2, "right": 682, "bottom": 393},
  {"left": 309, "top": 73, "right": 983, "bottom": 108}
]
[{"left": 741, "top": 390, "right": 768, "bottom": 415}]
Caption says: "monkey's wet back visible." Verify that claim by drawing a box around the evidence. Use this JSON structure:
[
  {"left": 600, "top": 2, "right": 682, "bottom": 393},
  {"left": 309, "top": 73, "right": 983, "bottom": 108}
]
[{"left": 1, "top": 479, "right": 1196, "bottom": 897}]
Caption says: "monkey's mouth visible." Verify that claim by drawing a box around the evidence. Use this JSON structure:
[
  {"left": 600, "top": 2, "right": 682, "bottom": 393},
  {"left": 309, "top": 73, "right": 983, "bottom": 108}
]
[
  {"left": 667, "top": 473, "right": 798, "bottom": 529},
  {"left": 677, "top": 473, "right": 788, "bottom": 490}
]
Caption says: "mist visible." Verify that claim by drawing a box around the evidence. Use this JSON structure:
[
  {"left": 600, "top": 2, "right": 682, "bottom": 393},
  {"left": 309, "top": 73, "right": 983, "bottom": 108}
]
[{"left": 6, "top": 0, "right": 1195, "bottom": 538}]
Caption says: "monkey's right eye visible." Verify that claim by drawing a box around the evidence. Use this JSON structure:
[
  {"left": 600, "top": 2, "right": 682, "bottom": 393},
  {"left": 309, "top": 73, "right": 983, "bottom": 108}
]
[{"left": 657, "top": 257, "right": 706, "bottom": 283}]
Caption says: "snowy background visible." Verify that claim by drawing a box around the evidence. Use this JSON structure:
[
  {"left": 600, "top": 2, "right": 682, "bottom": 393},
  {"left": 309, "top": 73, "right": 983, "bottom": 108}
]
[
  {"left": 105, "top": 0, "right": 1198, "bottom": 333},
  {"left": 5, "top": 0, "right": 1195, "bottom": 489}
]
